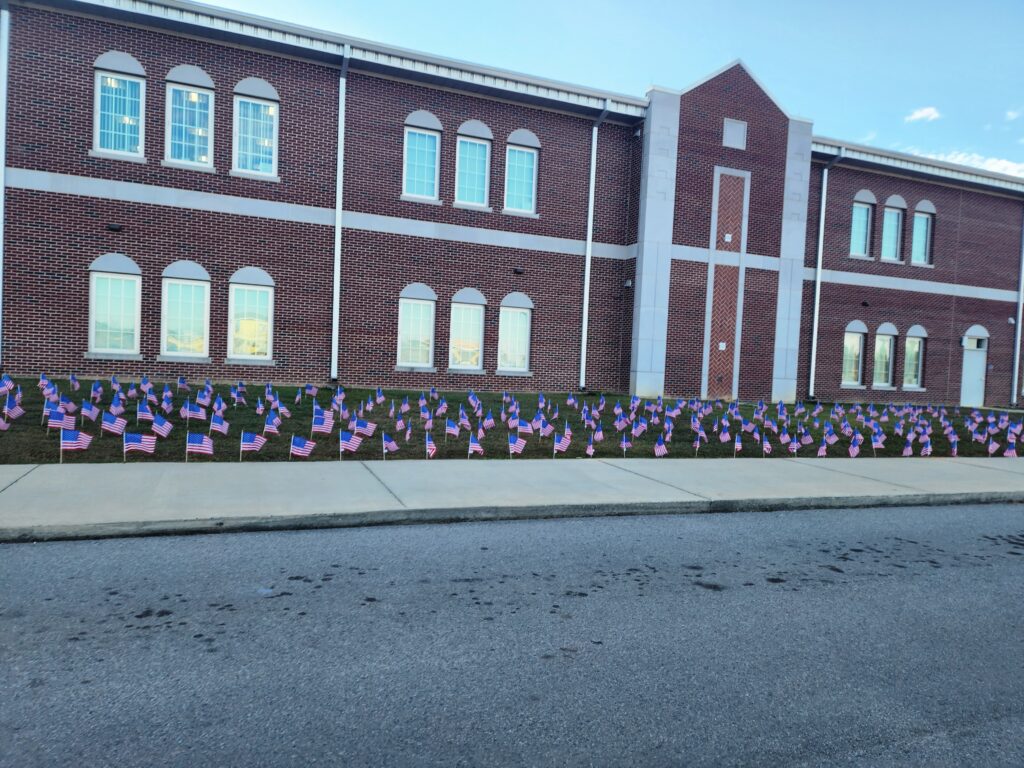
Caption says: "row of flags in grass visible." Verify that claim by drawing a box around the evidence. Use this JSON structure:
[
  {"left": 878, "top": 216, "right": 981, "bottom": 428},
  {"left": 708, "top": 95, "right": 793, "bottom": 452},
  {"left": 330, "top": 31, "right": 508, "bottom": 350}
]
[{"left": 14, "top": 373, "right": 1024, "bottom": 462}]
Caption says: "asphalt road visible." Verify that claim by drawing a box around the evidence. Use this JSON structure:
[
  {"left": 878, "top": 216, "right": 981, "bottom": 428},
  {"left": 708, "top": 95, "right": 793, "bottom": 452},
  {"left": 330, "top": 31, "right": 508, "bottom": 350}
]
[{"left": 2, "top": 504, "right": 1023, "bottom": 767}]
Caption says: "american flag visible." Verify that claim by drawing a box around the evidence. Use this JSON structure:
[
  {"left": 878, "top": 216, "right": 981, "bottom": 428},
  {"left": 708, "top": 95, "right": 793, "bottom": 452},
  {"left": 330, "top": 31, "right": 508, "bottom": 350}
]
[
  {"left": 241, "top": 432, "right": 267, "bottom": 453},
  {"left": 279, "top": 404, "right": 292, "bottom": 419},
  {"left": 988, "top": 437, "right": 1000, "bottom": 455},
  {"left": 554, "top": 431, "right": 571, "bottom": 453},
  {"left": 541, "top": 419, "right": 555, "bottom": 438},
  {"left": 186, "top": 432, "right": 214, "bottom": 455},
  {"left": 180, "top": 400, "right": 206, "bottom": 421},
  {"left": 401, "top": 397, "right": 410, "bottom": 413},
  {"left": 210, "top": 414, "right": 229, "bottom": 435},
  {"left": 108, "top": 396, "right": 125, "bottom": 417},
  {"left": 91, "top": 381, "right": 103, "bottom": 402},
  {"left": 48, "top": 410, "right": 75, "bottom": 430},
  {"left": 383, "top": 433, "right": 399, "bottom": 453},
  {"left": 126, "top": 382, "right": 137, "bottom": 399},
  {"left": 177, "top": 376, "right": 190, "bottom": 392},
  {"left": 586, "top": 434, "right": 595, "bottom": 457},
  {"left": 306, "top": 384, "right": 319, "bottom": 397},
  {"left": 763, "top": 435, "right": 774, "bottom": 455},
  {"left": 654, "top": 435, "right": 668, "bottom": 457},
  {"left": 425, "top": 433, "right": 437, "bottom": 458},
  {"left": 619, "top": 433, "right": 632, "bottom": 452},
  {"left": 435, "top": 400, "right": 448, "bottom": 416},
  {"left": 312, "top": 414, "right": 334, "bottom": 435},
  {"left": 594, "top": 422, "right": 605, "bottom": 442},
  {"left": 817, "top": 437, "right": 827, "bottom": 458},
  {"left": 445, "top": 418, "right": 460, "bottom": 438},
  {"left": 69, "top": 374, "right": 80, "bottom": 392},
  {"left": 294, "top": 389, "right": 302, "bottom": 405},
  {"left": 375, "top": 387, "right": 385, "bottom": 404},
  {"left": 788, "top": 436, "right": 798, "bottom": 455},
  {"left": 60, "top": 429, "right": 93, "bottom": 451},
  {"left": 340, "top": 430, "right": 363, "bottom": 453},
  {"left": 483, "top": 410, "right": 495, "bottom": 429},
  {"left": 101, "top": 412, "right": 127, "bottom": 435},
  {"left": 355, "top": 419, "right": 376, "bottom": 437},
  {"left": 0, "top": 374, "right": 14, "bottom": 395},
  {"left": 518, "top": 420, "right": 534, "bottom": 435},
  {"left": 124, "top": 433, "right": 157, "bottom": 454},
  {"left": 734, "top": 432, "right": 743, "bottom": 453},
  {"left": 902, "top": 437, "right": 914, "bottom": 457},
  {"left": 152, "top": 414, "right": 173, "bottom": 438},
  {"left": 921, "top": 436, "right": 933, "bottom": 456},
  {"left": 264, "top": 413, "right": 281, "bottom": 435},
  {"left": 137, "top": 401, "right": 154, "bottom": 422},
  {"left": 395, "top": 415, "right": 406, "bottom": 432},
  {"left": 290, "top": 435, "right": 316, "bottom": 458},
  {"left": 468, "top": 433, "right": 484, "bottom": 456},
  {"left": 256, "top": 398, "right": 265, "bottom": 415},
  {"left": 508, "top": 433, "right": 527, "bottom": 455}
]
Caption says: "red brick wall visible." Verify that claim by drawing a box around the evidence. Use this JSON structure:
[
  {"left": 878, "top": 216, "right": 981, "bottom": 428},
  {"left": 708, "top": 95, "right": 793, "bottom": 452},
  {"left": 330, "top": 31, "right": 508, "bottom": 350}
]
[
  {"left": 7, "top": 6, "right": 339, "bottom": 208},
  {"left": 707, "top": 265, "right": 739, "bottom": 399},
  {"left": 738, "top": 267, "right": 778, "bottom": 401},
  {"left": 673, "top": 65, "right": 789, "bottom": 257},
  {"left": 665, "top": 261, "right": 708, "bottom": 396},
  {"left": 583, "top": 258, "right": 634, "bottom": 393},
  {"left": 2, "top": 189, "right": 333, "bottom": 382}
]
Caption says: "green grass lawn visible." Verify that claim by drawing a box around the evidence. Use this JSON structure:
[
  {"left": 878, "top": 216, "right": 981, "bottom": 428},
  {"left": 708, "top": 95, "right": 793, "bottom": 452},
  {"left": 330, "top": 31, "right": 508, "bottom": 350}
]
[{"left": 0, "top": 376, "right": 1018, "bottom": 464}]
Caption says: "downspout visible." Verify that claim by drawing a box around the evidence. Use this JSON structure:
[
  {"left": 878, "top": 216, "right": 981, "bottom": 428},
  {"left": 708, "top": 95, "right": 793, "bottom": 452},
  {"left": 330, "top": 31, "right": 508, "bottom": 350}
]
[
  {"left": 578, "top": 98, "right": 609, "bottom": 390},
  {"left": 0, "top": 8, "right": 9, "bottom": 369},
  {"left": 808, "top": 148, "right": 843, "bottom": 399},
  {"left": 329, "top": 44, "right": 351, "bottom": 381},
  {"left": 1012, "top": 205, "right": 1024, "bottom": 405}
]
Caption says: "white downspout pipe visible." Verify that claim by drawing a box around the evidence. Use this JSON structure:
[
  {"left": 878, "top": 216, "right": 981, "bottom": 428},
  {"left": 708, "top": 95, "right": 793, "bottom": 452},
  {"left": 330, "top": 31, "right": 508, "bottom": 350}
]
[
  {"left": 578, "top": 99, "right": 609, "bottom": 390},
  {"left": 329, "top": 45, "right": 351, "bottom": 381},
  {"left": 1012, "top": 205, "right": 1024, "bottom": 405},
  {"left": 808, "top": 149, "right": 842, "bottom": 399},
  {"left": 0, "top": 10, "right": 10, "bottom": 369}
]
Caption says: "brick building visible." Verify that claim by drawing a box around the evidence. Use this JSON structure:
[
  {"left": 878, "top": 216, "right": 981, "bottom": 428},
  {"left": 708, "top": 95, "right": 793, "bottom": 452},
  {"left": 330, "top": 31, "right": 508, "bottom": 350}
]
[{"left": 0, "top": 0, "right": 1021, "bottom": 407}]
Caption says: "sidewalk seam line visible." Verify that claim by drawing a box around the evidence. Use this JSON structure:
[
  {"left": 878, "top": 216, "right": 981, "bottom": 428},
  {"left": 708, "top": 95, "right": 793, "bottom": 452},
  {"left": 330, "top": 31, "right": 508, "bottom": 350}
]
[
  {"left": 0, "top": 465, "right": 40, "bottom": 497},
  {"left": 950, "top": 459, "right": 1024, "bottom": 477},
  {"left": 595, "top": 459, "right": 711, "bottom": 500},
  {"left": 787, "top": 457, "right": 924, "bottom": 491},
  {"left": 359, "top": 462, "right": 407, "bottom": 508}
]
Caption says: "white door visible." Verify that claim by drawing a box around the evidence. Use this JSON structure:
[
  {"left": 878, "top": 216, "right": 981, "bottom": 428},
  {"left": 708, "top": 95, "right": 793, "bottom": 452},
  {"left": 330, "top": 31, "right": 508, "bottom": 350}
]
[{"left": 960, "top": 338, "right": 987, "bottom": 407}]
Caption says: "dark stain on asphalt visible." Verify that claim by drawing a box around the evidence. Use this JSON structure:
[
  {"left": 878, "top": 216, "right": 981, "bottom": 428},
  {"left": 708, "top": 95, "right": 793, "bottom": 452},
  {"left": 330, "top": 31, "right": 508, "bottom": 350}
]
[{"left": 693, "top": 581, "right": 725, "bottom": 591}]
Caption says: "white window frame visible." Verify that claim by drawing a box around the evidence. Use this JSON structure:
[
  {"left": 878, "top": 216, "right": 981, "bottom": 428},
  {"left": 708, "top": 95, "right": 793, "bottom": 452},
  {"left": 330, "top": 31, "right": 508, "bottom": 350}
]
[
  {"left": 850, "top": 202, "right": 872, "bottom": 257},
  {"left": 164, "top": 83, "right": 215, "bottom": 169},
  {"left": 454, "top": 136, "right": 490, "bottom": 208},
  {"left": 903, "top": 336, "right": 925, "bottom": 388},
  {"left": 498, "top": 306, "right": 532, "bottom": 373},
  {"left": 880, "top": 207, "right": 903, "bottom": 261},
  {"left": 873, "top": 334, "right": 895, "bottom": 386},
  {"left": 447, "top": 302, "right": 485, "bottom": 371},
  {"left": 232, "top": 95, "right": 279, "bottom": 178},
  {"left": 93, "top": 70, "right": 146, "bottom": 159},
  {"left": 402, "top": 127, "right": 441, "bottom": 201},
  {"left": 88, "top": 271, "right": 142, "bottom": 355},
  {"left": 396, "top": 297, "right": 436, "bottom": 368},
  {"left": 160, "top": 277, "right": 210, "bottom": 358},
  {"left": 722, "top": 118, "right": 747, "bottom": 150},
  {"left": 911, "top": 212, "right": 933, "bottom": 265},
  {"left": 841, "top": 331, "right": 864, "bottom": 386},
  {"left": 504, "top": 145, "right": 539, "bottom": 214},
  {"left": 227, "top": 284, "right": 274, "bottom": 361}
]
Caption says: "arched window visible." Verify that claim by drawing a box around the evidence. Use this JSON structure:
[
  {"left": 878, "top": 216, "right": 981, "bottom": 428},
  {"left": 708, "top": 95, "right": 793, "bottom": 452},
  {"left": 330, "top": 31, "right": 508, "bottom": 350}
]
[
  {"left": 873, "top": 322, "right": 899, "bottom": 386},
  {"left": 232, "top": 78, "right": 279, "bottom": 178},
  {"left": 842, "top": 320, "right": 868, "bottom": 386},
  {"left": 904, "top": 325, "right": 927, "bottom": 388},
  {"left": 850, "top": 190, "right": 876, "bottom": 258},
  {"left": 448, "top": 288, "right": 486, "bottom": 371},
  {"left": 455, "top": 120, "right": 493, "bottom": 209},
  {"left": 165, "top": 65, "right": 215, "bottom": 169},
  {"left": 88, "top": 253, "right": 142, "bottom": 356},
  {"left": 911, "top": 200, "right": 936, "bottom": 265},
  {"left": 93, "top": 52, "right": 146, "bottom": 159},
  {"left": 881, "top": 196, "right": 906, "bottom": 262},
  {"left": 161, "top": 260, "right": 211, "bottom": 359},
  {"left": 504, "top": 129, "right": 540, "bottom": 215},
  {"left": 498, "top": 292, "right": 533, "bottom": 374},
  {"left": 403, "top": 110, "right": 442, "bottom": 201},
  {"left": 397, "top": 283, "right": 437, "bottom": 369},
  {"left": 228, "top": 268, "right": 274, "bottom": 361}
]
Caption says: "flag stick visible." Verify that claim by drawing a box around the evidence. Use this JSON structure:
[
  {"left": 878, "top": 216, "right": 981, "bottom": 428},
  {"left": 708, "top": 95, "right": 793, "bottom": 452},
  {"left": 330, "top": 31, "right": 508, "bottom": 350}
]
[
  {"left": 59, "top": 435, "right": 63, "bottom": 465},
  {"left": 289, "top": 434, "right": 293, "bottom": 460},
  {"left": 185, "top": 431, "right": 189, "bottom": 463},
  {"left": 239, "top": 434, "right": 243, "bottom": 463},
  {"left": 122, "top": 434, "right": 126, "bottom": 463},
  {"left": 382, "top": 433, "right": 386, "bottom": 461}
]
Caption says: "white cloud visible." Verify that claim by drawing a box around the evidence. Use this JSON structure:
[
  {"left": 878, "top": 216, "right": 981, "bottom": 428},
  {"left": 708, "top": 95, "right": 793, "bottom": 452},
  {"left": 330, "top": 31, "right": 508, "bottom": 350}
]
[
  {"left": 904, "top": 106, "right": 941, "bottom": 123},
  {"left": 1006, "top": 108, "right": 1022, "bottom": 121},
  {"left": 906, "top": 147, "right": 1024, "bottom": 178}
]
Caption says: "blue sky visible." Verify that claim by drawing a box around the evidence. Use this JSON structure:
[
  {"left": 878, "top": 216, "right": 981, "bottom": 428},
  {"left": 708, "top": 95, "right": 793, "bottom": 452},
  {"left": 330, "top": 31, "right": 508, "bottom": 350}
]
[{"left": 214, "top": 0, "right": 1024, "bottom": 177}]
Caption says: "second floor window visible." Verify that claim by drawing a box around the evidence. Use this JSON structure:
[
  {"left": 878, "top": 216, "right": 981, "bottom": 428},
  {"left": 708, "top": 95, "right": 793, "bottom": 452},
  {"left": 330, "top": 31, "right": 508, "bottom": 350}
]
[
  {"left": 849, "top": 202, "right": 872, "bottom": 257},
  {"left": 233, "top": 97, "right": 278, "bottom": 176},
  {"left": 504, "top": 146, "right": 537, "bottom": 213},
  {"left": 881, "top": 207, "right": 903, "bottom": 261},
  {"left": 455, "top": 137, "right": 490, "bottom": 206},
  {"left": 403, "top": 128, "right": 440, "bottom": 200},
  {"left": 166, "top": 85, "right": 213, "bottom": 167},
  {"left": 912, "top": 212, "right": 933, "bottom": 264},
  {"left": 95, "top": 72, "right": 144, "bottom": 157}
]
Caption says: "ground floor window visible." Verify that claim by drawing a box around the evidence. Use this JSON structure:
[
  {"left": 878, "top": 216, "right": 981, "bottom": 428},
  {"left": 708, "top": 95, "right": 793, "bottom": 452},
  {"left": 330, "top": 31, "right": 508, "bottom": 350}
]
[
  {"left": 89, "top": 272, "right": 140, "bottom": 354},
  {"left": 873, "top": 335, "right": 894, "bottom": 385},
  {"left": 229, "top": 284, "right": 273, "bottom": 359},
  {"left": 162, "top": 278, "right": 210, "bottom": 357},
  {"left": 903, "top": 336, "right": 924, "bottom": 387},
  {"left": 842, "top": 331, "right": 864, "bottom": 385},
  {"left": 498, "top": 307, "right": 531, "bottom": 372},
  {"left": 449, "top": 303, "right": 484, "bottom": 370},
  {"left": 398, "top": 297, "right": 435, "bottom": 367}
]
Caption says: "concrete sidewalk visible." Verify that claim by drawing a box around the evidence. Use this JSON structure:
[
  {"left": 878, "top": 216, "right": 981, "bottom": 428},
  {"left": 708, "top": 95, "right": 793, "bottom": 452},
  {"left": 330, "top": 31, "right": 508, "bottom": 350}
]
[{"left": 1, "top": 456, "right": 1023, "bottom": 541}]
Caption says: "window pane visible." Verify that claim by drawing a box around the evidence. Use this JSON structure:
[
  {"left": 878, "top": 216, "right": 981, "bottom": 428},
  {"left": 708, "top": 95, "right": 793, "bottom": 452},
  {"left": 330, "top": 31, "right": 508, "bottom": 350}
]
[
  {"left": 235, "top": 99, "right": 276, "bottom": 174},
  {"left": 456, "top": 138, "right": 489, "bottom": 205},
  {"left": 449, "top": 303, "right": 483, "bottom": 368},
  {"left": 98, "top": 74, "right": 142, "bottom": 154},
  {"left": 842, "top": 332, "right": 862, "bottom": 384},
  {"left": 91, "top": 274, "right": 138, "bottom": 352},
  {"left": 231, "top": 286, "right": 272, "bottom": 357},
  {"left": 873, "top": 335, "right": 893, "bottom": 385},
  {"left": 164, "top": 281, "right": 208, "bottom": 355},
  {"left": 850, "top": 204, "right": 870, "bottom": 256},
  {"left": 881, "top": 208, "right": 902, "bottom": 260},
  {"left": 911, "top": 213, "right": 932, "bottom": 264},
  {"left": 404, "top": 130, "right": 438, "bottom": 198},
  {"left": 398, "top": 298, "right": 434, "bottom": 366},
  {"left": 505, "top": 147, "right": 536, "bottom": 212},
  {"left": 499, "top": 307, "right": 530, "bottom": 371},
  {"left": 169, "top": 87, "right": 211, "bottom": 164},
  {"left": 904, "top": 337, "right": 923, "bottom": 387}
]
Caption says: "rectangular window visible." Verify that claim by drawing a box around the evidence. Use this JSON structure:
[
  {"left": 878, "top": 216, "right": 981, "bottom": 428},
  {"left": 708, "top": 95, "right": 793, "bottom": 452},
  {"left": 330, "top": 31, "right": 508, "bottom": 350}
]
[
  {"left": 904, "top": 337, "right": 924, "bottom": 387},
  {"left": 448, "top": 303, "right": 484, "bottom": 369},
  {"left": 873, "top": 335, "right": 894, "bottom": 386},
  {"left": 166, "top": 85, "right": 213, "bottom": 167},
  {"left": 397, "top": 298, "right": 435, "bottom": 367},
  {"left": 229, "top": 285, "right": 273, "bottom": 359},
  {"left": 161, "top": 279, "right": 210, "bottom": 357},
  {"left": 455, "top": 137, "right": 490, "bottom": 206},
  {"left": 850, "top": 203, "right": 872, "bottom": 257},
  {"left": 842, "top": 332, "right": 864, "bottom": 385},
  {"left": 881, "top": 208, "right": 903, "bottom": 261},
  {"left": 504, "top": 146, "right": 537, "bottom": 213},
  {"left": 89, "top": 273, "right": 140, "bottom": 354},
  {"left": 403, "top": 128, "right": 440, "bottom": 200},
  {"left": 94, "top": 71, "right": 145, "bottom": 156},
  {"left": 233, "top": 97, "right": 278, "bottom": 176},
  {"left": 498, "top": 307, "right": 531, "bottom": 372},
  {"left": 911, "top": 212, "right": 933, "bottom": 265}
]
